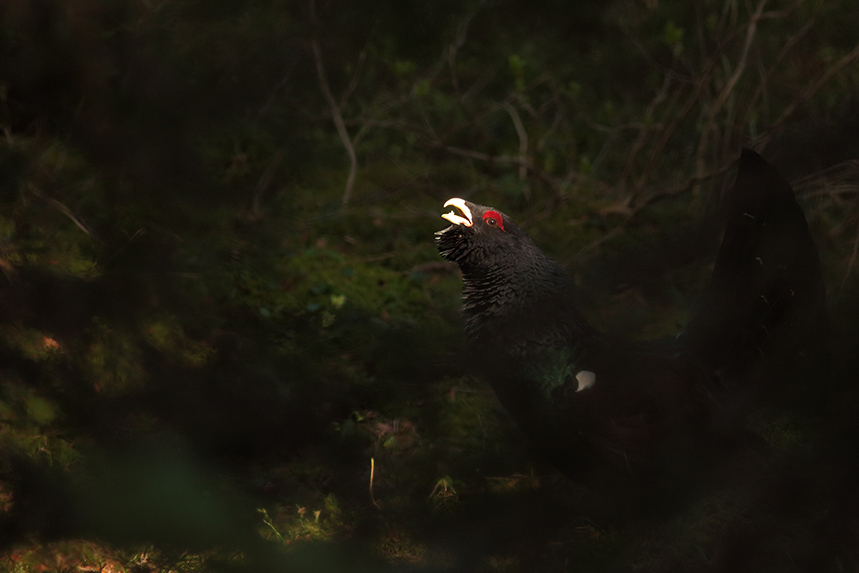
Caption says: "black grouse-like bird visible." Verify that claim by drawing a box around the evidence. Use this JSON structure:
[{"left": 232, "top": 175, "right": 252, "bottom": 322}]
[{"left": 435, "top": 149, "right": 827, "bottom": 483}]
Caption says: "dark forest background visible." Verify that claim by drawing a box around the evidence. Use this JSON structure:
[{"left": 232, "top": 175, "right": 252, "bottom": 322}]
[{"left": 1, "top": 0, "right": 859, "bottom": 571}]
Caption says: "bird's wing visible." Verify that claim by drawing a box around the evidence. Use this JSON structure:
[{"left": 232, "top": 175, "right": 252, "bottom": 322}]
[{"left": 676, "top": 149, "right": 827, "bottom": 398}]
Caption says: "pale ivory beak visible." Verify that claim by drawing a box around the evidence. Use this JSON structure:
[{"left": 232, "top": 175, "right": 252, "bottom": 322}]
[
  {"left": 441, "top": 198, "right": 473, "bottom": 227},
  {"left": 575, "top": 370, "right": 596, "bottom": 392}
]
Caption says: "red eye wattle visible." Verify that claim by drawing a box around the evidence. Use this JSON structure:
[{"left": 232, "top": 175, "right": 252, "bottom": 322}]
[{"left": 482, "top": 211, "right": 505, "bottom": 231}]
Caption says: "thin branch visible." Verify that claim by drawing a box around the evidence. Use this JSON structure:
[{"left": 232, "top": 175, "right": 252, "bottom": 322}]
[
  {"left": 340, "top": 49, "right": 367, "bottom": 107},
  {"left": 634, "top": 5, "right": 766, "bottom": 193},
  {"left": 251, "top": 149, "right": 285, "bottom": 217},
  {"left": 438, "top": 144, "right": 600, "bottom": 194},
  {"left": 567, "top": 227, "right": 625, "bottom": 264},
  {"left": 448, "top": 4, "right": 484, "bottom": 95},
  {"left": 504, "top": 103, "right": 529, "bottom": 185},
  {"left": 806, "top": 185, "right": 859, "bottom": 199},
  {"left": 755, "top": 40, "right": 859, "bottom": 149},
  {"left": 694, "top": 0, "right": 767, "bottom": 190},
  {"left": 28, "top": 183, "right": 92, "bottom": 235},
  {"left": 793, "top": 159, "right": 859, "bottom": 183},
  {"left": 633, "top": 68, "right": 711, "bottom": 195},
  {"left": 105, "top": 228, "right": 145, "bottom": 264},
  {"left": 537, "top": 81, "right": 577, "bottom": 157},
  {"left": 311, "top": 39, "right": 358, "bottom": 206},
  {"left": 441, "top": 73, "right": 553, "bottom": 142},
  {"left": 569, "top": 104, "right": 664, "bottom": 133},
  {"left": 561, "top": 161, "right": 734, "bottom": 267},
  {"left": 461, "top": 65, "right": 498, "bottom": 106},
  {"left": 621, "top": 69, "right": 675, "bottom": 195},
  {"left": 739, "top": 14, "right": 815, "bottom": 132},
  {"left": 633, "top": 161, "right": 734, "bottom": 211}
]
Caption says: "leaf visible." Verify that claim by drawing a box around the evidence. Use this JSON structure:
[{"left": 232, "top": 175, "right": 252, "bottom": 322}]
[
  {"left": 26, "top": 396, "right": 56, "bottom": 425},
  {"left": 663, "top": 20, "right": 684, "bottom": 56}
]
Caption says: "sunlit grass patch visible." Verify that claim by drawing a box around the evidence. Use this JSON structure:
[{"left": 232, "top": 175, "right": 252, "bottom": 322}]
[
  {"left": 1, "top": 541, "right": 239, "bottom": 573},
  {"left": 258, "top": 493, "right": 345, "bottom": 546}
]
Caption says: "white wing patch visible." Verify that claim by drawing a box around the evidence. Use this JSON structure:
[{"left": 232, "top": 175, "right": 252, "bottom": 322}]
[{"left": 575, "top": 370, "right": 596, "bottom": 392}]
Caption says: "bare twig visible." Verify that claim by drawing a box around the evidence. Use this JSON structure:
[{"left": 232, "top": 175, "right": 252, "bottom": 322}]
[
  {"left": 806, "top": 185, "right": 859, "bottom": 199},
  {"left": 461, "top": 65, "right": 498, "bottom": 106},
  {"left": 634, "top": 69, "right": 711, "bottom": 195},
  {"left": 633, "top": 5, "right": 765, "bottom": 193},
  {"left": 28, "top": 183, "right": 92, "bottom": 235},
  {"left": 567, "top": 227, "right": 625, "bottom": 264},
  {"left": 560, "top": 160, "right": 734, "bottom": 267},
  {"left": 537, "top": 81, "right": 578, "bottom": 163},
  {"left": 791, "top": 161, "right": 859, "bottom": 209},
  {"left": 448, "top": 4, "right": 484, "bottom": 94},
  {"left": 621, "top": 70, "right": 675, "bottom": 197},
  {"left": 755, "top": 40, "right": 859, "bottom": 149},
  {"left": 341, "top": 50, "right": 367, "bottom": 107},
  {"left": 504, "top": 103, "right": 530, "bottom": 186},
  {"left": 438, "top": 144, "right": 600, "bottom": 195},
  {"left": 633, "top": 161, "right": 734, "bottom": 211},
  {"left": 740, "top": 16, "right": 815, "bottom": 133},
  {"left": 441, "top": 74, "right": 553, "bottom": 142},
  {"left": 251, "top": 149, "right": 285, "bottom": 218},
  {"left": 105, "top": 228, "right": 145, "bottom": 263},
  {"left": 694, "top": 0, "right": 767, "bottom": 190},
  {"left": 311, "top": 39, "right": 358, "bottom": 206}
]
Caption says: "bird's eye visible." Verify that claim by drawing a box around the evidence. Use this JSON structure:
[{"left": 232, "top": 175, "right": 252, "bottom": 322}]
[{"left": 482, "top": 211, "right": 505, "bottom": 231}]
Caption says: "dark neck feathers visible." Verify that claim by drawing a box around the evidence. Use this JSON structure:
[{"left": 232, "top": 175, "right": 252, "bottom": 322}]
[{"left": 459, "top": 245, "right": 594, "bottom": 352}]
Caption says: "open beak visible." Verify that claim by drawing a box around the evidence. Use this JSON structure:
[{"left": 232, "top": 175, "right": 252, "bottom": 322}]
[{"left": 441, "top": 198, "right": 473, "bottom": 227}]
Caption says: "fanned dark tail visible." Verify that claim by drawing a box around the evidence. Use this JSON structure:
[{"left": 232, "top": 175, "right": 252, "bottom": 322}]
[{"left": 679, "top": 149, "right": 828, "bottom": 402}]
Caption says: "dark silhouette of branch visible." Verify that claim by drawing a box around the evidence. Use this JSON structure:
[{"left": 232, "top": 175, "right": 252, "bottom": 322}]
[{"left": 311, "top": 39, "right": 358, "bottom": 206}]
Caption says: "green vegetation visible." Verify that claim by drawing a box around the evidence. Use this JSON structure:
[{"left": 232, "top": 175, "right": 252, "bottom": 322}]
[{"left": 0, "top": 0, "right": 858, "bottom": 571}]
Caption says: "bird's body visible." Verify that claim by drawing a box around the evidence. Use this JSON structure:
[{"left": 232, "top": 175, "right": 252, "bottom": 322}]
[{"left": 436, "top": 149, "right": 827, "bottom": 483}]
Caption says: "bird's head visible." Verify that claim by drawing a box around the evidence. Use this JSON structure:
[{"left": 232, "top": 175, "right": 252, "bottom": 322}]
[
  {"left": 435, "top": 198, "right": 535, "bottom": 272},
  {"left": 435, "top": 197, "right": 588, "bottom": 344}
]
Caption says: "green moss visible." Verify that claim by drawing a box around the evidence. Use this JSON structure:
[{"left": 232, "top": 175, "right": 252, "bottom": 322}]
[
  {"left": 376, "top": 527, "right": 427, "bottom": 563},
  {"left": 750, "top": 411, "right": 816, "bottom": 455},
  {"left": 0, "top": 325, "right": 64, "bottom": 362},
  {"left": 143, "top": 319, "right": 215, "bottom": 367},
  {"left": 435, "top": 378, "right": 502, "bottom": 453},
  {"left": 85, "top": 324, "right": 145, "bottom": 395},
  {"left": 236, "top": 245, "right": 447, "bottom": 324},
  {"left": 0, "top": 382, "right": 79, "bottom": 465}
]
